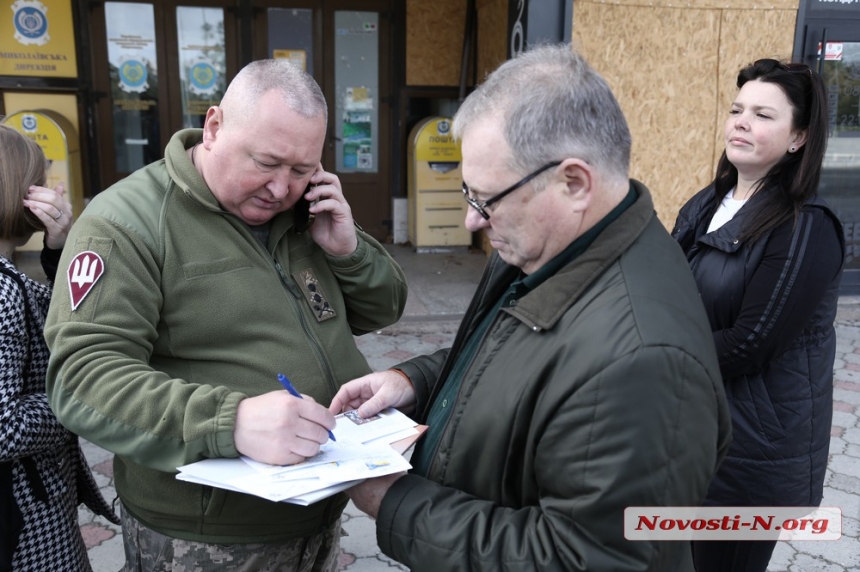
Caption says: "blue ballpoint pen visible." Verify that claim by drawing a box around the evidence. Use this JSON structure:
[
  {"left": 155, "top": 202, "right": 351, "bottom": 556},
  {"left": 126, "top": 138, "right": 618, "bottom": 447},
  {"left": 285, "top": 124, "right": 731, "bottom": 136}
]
[{"left": 277, "top": 373, "right": 336, "bottom": 442}]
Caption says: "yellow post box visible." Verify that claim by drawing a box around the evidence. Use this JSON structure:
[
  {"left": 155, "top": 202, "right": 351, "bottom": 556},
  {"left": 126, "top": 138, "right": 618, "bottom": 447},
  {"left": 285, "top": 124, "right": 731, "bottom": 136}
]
[{"left": 407, "top": 117, "right": 471, "bottom": 249}]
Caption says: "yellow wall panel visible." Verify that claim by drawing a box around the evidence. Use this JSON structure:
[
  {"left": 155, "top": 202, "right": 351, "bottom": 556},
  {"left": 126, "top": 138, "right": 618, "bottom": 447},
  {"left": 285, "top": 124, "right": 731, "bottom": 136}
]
[
  {"left": 580, "top": 0, "right": 796, "bottom": 9},
  {"left": 574, "top": 0, "right": 797, "bottom": 226},
  {"left": 406, "top": 0, "right": 506, "bottom": 89},
  {"left": 713, "top": 10, "right": 798, "bottom": 171},
  {"left": 406, "top": 0, "right": 467, "bottom": 86},
  {"left": 476, "top": 0, "right": 508, "bottom": 84},
  {"left": 574, "top": 2, "right": 721, "bottom": 225}
]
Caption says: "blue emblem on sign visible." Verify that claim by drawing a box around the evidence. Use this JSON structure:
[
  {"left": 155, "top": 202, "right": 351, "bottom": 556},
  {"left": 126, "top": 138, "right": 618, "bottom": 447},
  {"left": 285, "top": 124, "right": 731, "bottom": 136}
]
[
  {"left": 118, "top": 59, "right": 149, "bottom": 93},
  {"left": 21, "top": 114, "right": 38, "bottom": 132},
  {"left": 437, "top": 120, "right": 451, "bottom": 135},
  {"left": 188, "top": 61, "right": 218, "bottom": 96},
  {"left": 12, "top": 1, "right": 50, "bottom": 46}
]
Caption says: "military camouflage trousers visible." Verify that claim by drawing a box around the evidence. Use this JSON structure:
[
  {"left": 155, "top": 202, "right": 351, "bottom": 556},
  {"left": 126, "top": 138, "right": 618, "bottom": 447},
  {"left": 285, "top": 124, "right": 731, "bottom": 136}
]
[{"left": 118, "top": 505, "right": 341, "bottom": 572}]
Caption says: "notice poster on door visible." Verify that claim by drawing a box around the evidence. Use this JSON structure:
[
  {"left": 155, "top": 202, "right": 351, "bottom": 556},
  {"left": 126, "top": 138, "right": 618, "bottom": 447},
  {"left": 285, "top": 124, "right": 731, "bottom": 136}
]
[
  {"left": 818, "top": 42, "right": 844, "bottom": 61},
  {"left": 273, "top": 49, "right": 306, "bottom": 72},
  {"left": 343, "top": 110, "right": 372, "bottom": 169},
  {"left": 342, "top": 86, "right": 373, "bottom": 170}
]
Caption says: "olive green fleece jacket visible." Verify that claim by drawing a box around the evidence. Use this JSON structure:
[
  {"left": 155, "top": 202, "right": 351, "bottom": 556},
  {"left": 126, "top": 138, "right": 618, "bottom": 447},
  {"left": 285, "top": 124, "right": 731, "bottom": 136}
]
[{"left": 44, "top": 129, "right": 407, "bottom": 542}]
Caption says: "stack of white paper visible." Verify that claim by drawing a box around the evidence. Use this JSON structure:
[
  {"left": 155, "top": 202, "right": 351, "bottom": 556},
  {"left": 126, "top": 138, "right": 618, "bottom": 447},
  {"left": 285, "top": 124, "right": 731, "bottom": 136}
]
[{"left": 176, "top": 408, "right": 421, "bottom": 506}]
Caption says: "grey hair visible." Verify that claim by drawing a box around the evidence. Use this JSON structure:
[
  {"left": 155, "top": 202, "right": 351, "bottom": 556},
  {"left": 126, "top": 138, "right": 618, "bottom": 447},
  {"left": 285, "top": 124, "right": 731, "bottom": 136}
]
[
  {"left": 453, "top": 44, "right": 631, "bottom": 184},
  {"left": 220, "top": 59, "right": 328, "bottom": 127}
]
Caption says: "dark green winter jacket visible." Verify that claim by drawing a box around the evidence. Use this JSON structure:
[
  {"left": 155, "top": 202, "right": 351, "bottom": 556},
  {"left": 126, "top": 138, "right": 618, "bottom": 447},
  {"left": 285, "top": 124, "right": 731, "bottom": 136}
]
[{"left": 381, "top": 181, "right": 731, "bottom": 571}]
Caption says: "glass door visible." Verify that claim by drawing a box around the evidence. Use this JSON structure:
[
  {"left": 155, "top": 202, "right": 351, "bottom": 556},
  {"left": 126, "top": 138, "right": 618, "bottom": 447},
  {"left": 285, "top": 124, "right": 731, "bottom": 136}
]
[
  {"left": 799, "top": 23, "right": 860, "bottom": 292},
  {"left": 250, "top": 1, "right": 393, "bottom": 240},
  {"left": 322, "top": 3, "right": 392, "bottom": 240},
  {"left": 90, "top": 0, "right": 237, "bottom": 190},
  {"left": 169, "top": 4, "right": 233, "bottom": 129},
  {"left": 89, "top": 0, "right": 394, "bottom": 240},
  {"left": 821, "top": 41, "right": 860, "bottom": 290},
  {"left": 97, "top": 1, "right": 168, "bottom": 179}
]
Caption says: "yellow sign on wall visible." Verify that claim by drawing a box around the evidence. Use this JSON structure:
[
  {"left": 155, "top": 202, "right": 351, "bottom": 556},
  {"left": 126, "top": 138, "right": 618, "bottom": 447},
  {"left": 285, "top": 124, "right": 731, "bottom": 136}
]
[
  {"left": 4, "top": 110, "right": 67, "bottom": 161},
  {"left": 0, "top": 0, "right": 78, "bottom": 77}
]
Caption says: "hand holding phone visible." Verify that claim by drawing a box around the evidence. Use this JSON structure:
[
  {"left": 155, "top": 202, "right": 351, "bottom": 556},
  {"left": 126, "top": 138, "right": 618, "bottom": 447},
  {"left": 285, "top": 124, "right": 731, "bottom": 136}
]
[
  {"left": 293, "top": 183, "right": 317, "bottom": 234},
  {"left": 299, "top": 167, "right": 358, "bottom": 256}
]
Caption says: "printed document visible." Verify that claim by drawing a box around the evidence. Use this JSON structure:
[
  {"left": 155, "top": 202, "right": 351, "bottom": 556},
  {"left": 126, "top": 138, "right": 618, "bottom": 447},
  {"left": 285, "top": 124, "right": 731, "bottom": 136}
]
[{"left": 176, "top": 408, "right": 425, "bottom": 505}]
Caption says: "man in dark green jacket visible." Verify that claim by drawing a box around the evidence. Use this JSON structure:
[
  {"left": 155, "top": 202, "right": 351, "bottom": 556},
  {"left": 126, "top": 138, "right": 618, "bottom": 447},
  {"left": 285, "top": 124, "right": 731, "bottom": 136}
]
[
  {"left": 45, "top": 59, "right": 407, "bottom": 570},
  {"left": 330, "top": 45, "right": 731, "bottom": 571}
]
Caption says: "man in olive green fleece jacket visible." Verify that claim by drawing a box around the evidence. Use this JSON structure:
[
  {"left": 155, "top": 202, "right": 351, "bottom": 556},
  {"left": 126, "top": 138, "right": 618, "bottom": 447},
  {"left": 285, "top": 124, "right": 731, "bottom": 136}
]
[
  {"left": 44, "top": 59, "right": 407, "bottom": 571},
  {"left": 330, "top": 45, "right": 731, "bottom": 571}
]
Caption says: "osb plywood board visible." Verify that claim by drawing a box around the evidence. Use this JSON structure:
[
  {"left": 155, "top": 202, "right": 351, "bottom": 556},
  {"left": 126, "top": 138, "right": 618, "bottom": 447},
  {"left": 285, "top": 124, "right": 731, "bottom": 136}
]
[
  {"left": 476, "top": 0, "right": 508, "bottom": 84},
  {"left": 574, "top": 2, "right": 721, "bottom": 227},
  {"left": 406, "top": 0, "right": 466, "bottom": 86},
  {"left": 580, "top": 0, "right": 796, "bottom": 9},
  {"left": 711, "top": 9, "right": 798, "bottom": 176}
]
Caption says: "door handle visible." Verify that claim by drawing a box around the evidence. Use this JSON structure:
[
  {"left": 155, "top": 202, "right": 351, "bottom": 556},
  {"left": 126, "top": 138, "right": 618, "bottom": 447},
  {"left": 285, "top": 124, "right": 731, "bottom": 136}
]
[{"left": 818, "top": 28, "right": 828, "bottom": 76}]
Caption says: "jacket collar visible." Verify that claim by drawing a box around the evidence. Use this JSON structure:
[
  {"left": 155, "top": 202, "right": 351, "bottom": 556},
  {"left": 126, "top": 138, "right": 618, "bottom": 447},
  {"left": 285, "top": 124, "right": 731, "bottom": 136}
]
[
  {"left": 164, "top": 129, "right": 214, "bottom": 208},
  {"left": 503, "top": 179, "right": 655, "bottom": 331},
  {"left": 695, "top": 185, "right": 773, "bottom": 254}
]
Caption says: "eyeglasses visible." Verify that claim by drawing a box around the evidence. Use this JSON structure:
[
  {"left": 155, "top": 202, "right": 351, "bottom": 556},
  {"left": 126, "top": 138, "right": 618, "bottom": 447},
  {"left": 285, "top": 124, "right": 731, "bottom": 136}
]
[
  {"left": 755, "top": 58, "right": 813, "bottom": 76},
  {"left": 462, "top": 161, "right": 561, "bottom": 220}
]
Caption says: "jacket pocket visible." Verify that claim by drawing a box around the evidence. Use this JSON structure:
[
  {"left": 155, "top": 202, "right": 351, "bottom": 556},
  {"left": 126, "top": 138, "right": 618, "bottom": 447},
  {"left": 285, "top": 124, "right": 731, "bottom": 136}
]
[
  {"left": 183, "top": 258, "right": 250, "bottom": 280},
  {"left": 748, "top": 377, "right": 787, "bottom": 443},
  {"left": 201, "top": 485, "right": 226, "bottom": 517}
]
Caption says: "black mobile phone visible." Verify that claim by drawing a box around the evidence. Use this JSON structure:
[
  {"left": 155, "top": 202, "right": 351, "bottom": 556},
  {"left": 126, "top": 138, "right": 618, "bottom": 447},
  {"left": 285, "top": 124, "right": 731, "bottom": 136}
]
[{"left": 294, "top": 184, "right": 316, "bottom": 234}]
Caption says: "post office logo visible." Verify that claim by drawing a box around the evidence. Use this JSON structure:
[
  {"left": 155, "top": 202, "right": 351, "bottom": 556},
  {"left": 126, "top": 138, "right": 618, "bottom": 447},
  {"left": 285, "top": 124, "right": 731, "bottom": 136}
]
[{"left": 12, "top": 0, "right": 50, "bottom": 46}]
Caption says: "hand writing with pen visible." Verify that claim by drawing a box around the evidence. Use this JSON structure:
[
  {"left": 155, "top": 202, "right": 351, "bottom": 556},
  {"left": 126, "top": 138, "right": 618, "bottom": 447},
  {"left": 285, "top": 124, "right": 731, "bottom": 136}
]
[{"left": 233, "top": 374, "right": 337, "bottom": 466}]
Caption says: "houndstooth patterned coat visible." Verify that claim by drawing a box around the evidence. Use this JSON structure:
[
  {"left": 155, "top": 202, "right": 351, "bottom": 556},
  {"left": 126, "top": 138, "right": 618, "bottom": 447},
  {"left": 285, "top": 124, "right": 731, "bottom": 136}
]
[{"left": 1, "top": 253, "right": 119, "bottom": 572}]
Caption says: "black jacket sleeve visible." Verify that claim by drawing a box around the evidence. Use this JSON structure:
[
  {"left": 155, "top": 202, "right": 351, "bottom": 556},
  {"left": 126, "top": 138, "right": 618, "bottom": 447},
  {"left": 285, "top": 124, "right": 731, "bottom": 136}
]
[
  {"left": 713, "top": 207, "right": 843, "bottom": 377},
  {"left": 40, "top": 243, "right": 63, "bottom": 284}
]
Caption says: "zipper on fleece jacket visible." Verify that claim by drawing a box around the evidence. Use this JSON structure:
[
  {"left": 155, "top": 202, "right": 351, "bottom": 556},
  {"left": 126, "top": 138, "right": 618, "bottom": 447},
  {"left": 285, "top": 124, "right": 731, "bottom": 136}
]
[{"left": 230, "top": 214, "right": 340, "bottom": 396}]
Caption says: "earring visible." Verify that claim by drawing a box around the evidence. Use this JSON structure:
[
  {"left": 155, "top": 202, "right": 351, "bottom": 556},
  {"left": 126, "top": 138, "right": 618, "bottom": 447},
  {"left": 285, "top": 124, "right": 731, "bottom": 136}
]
[{"left": 789, "top": 146, "right": 797, "bottom": 153}]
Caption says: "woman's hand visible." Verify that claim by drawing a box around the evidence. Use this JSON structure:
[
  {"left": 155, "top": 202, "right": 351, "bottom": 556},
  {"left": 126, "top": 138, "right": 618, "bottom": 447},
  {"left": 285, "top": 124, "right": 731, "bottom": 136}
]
[{"left": 24, "top": 182, "right": 72, "bottom": 250}]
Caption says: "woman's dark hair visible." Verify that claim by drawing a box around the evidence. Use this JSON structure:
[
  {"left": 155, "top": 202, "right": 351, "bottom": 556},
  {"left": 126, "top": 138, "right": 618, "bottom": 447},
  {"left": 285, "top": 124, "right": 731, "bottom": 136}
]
[{"left": 712, "top": 58, "right": 828, "bottom": 242}]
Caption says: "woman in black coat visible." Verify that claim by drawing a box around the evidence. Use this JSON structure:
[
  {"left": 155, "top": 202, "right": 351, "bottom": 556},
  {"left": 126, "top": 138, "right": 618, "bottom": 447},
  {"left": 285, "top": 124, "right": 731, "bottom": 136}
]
[{"left": 672, "top": 59, "right": 844, "bottom": 572}]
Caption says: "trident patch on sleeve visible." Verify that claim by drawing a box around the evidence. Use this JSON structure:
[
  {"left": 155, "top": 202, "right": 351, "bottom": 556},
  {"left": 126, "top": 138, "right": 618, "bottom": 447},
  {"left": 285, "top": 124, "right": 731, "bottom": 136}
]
[
  {"left": 68, "top": 251, "right": 105, "bottom": 311},
  {"left": 292, "top": 268, "right": 336, "bottom": 322}
]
